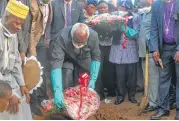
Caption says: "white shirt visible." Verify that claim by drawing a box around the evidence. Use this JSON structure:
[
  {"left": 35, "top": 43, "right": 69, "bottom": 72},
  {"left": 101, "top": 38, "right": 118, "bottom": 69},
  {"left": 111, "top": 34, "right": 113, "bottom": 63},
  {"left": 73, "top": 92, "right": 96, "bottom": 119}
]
[{"left": 42, "top": 5, "right": 49, "bottom": 35}]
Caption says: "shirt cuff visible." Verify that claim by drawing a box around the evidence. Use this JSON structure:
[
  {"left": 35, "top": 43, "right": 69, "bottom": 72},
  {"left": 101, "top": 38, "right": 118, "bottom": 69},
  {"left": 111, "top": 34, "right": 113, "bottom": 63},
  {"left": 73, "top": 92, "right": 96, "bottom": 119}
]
[
  {"left": 176, "top": 45, "right": 179, "bottom": 51},
  {"left": 17, "top": 80, "right": 25, "bottom": 86}
]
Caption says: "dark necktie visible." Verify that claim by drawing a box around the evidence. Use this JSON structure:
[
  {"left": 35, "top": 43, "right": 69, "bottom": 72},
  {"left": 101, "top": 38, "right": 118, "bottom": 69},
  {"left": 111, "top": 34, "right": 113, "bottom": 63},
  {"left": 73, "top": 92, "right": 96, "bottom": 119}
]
[{"left": 66, "top": 3, "right": 72, "bottom": 26}]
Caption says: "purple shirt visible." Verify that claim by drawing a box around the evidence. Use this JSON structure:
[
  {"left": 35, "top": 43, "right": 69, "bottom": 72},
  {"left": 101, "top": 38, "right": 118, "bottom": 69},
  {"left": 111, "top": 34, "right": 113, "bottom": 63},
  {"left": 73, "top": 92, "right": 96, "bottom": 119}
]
[{"left": 163, "top": 0, "right": 175, "bottom": 43}]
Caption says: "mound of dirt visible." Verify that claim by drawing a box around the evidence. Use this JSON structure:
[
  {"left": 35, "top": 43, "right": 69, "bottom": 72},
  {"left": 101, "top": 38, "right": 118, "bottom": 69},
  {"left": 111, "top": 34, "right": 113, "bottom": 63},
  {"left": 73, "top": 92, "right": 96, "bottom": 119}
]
[
  {"left": 88, "top": 104, "right": 132, "bottom": 120},
  {"left": 36, "top": 93, "right": 176, "bottom": 120}
]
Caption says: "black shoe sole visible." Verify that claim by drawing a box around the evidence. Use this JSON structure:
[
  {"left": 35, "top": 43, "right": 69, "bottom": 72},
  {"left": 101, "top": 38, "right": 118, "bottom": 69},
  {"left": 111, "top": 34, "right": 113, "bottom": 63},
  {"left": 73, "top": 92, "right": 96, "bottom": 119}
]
[
  {"left": 175, "top": 115, "right": 179, "bottom": 120},
  {"left": 143, "top": 107, "right": 156, "bottom": 113},
  {"left": 129, "top": 100, "right": 137, "bottom": 104},
  {"left": 175, "top": 118, "right": 179, "bottom": 120},
  {"left": 150, "top": 114, "right": 169, "bottom": 120},
  {"left": 130, "top": 101, "right": 137, "bottom": 104}
]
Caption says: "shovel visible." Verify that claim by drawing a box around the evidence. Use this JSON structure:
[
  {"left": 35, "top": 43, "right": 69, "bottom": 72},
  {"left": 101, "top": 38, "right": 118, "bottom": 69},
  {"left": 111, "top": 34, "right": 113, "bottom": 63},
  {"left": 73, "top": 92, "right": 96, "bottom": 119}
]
[{"left": 138, "top": 46, "right": 149, "bottom": 116}]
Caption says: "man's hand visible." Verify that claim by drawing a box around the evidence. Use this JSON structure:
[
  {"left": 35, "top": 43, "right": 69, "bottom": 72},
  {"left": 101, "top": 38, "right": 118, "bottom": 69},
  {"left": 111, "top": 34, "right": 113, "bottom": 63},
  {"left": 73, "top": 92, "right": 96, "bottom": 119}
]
[
  {"left": 20, "top": 52, "right": 26, "bottom": 61},
  {"left": 8, "top": 95, "right": 20, "bottom": 114},
  {"left": 174, "top": 51, "right": 179, "bottom": 64},
  {"left": 153, "top": 51, "right": 160, "bottom": 64},
  {"left": 20, "top": 86, "right": 30, "bottom": 104},
  {"left": 0, "top": 99, "right": 9, "bottom": 113}
]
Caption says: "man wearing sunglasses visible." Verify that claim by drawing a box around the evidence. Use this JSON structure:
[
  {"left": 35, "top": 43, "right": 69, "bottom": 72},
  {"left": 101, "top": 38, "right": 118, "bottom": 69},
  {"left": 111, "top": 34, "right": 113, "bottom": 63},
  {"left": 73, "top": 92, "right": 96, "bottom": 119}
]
[{"left": 50, "top": 23, "right": 101, "bottom": 108}]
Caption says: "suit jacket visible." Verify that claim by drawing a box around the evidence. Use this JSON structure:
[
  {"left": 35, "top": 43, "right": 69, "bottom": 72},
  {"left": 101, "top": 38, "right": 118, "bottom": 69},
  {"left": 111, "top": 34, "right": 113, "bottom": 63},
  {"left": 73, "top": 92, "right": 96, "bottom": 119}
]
[
  {"left": 18, "top": 0, "right": 31, "bottom": 55},
  {"left": 29, "top": 0, "right": 53, "bottom": 56},
  {"left": 50, "top": 27, "right": 100, "bottom": 72},
  {"left": 51, "top": 0, "right": 85, "bottom": 39},
  {"left": 150, "top": 0, "right": 179, "bottom": 53}
]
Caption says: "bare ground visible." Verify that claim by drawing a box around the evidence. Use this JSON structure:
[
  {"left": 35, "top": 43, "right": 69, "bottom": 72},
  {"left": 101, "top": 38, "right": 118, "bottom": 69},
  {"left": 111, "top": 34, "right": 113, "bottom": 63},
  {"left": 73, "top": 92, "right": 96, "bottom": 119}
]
[
  {"left": 33, "top": 93, "right": 176, "bottom": 120},
  {"left": 88, "top": 93, "right": 175, "bottom": 120}
]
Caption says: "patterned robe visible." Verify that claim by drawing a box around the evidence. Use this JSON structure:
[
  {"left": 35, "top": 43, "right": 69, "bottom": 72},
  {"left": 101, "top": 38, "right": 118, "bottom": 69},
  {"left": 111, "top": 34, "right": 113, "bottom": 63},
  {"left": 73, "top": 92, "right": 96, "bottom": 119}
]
[{"left": 0, "top": 22, "right": 32, "bottom": 120}]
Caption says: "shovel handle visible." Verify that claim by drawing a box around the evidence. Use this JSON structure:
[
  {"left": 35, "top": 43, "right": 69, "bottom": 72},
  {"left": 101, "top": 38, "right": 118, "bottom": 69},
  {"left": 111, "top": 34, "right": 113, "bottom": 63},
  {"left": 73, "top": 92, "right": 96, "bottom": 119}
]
[{"left": 144, "top": 53, "right": 149, "bottom": 96}]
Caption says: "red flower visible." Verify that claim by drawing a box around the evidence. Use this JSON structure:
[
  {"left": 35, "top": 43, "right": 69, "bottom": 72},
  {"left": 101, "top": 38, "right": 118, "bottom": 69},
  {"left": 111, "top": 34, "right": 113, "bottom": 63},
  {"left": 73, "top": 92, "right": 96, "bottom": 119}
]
[
  {"left": 43, "top": 101, "right": 54, "bottom": 111},
  {"left": 107, "top": 17, "right": 114, "bottom": 24}
]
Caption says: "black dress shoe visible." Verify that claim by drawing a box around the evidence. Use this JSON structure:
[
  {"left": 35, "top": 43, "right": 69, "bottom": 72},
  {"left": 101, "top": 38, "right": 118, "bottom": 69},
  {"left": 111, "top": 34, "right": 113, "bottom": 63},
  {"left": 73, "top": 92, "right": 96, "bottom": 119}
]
[
  {"left": 150, "top": 111, "right": 169, "bottom": 120},
  {"left": 143, "top": 105, "right": 156, "bottom": 113},
  {"left": 129, "top": 98, "right": 137, "bottom": 104},
  {"left": 175, "top": 112, "right": 179, "bottom": 120},
  {"left": 114, "top": 98, "right": 124, "bottom": 105}
]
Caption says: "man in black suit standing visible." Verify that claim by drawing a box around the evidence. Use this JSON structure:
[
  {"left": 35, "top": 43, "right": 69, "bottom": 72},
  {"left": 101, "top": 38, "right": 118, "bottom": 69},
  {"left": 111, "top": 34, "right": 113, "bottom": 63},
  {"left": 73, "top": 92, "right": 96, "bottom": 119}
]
[{"left": 51, "top": 0, "right": 85, "bottom": 39}]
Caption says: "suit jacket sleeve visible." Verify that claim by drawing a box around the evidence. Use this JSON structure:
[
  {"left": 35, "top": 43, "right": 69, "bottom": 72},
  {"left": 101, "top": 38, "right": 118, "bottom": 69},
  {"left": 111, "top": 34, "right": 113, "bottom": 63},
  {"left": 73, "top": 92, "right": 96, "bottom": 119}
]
[
  {"left": 90, "top": 31, "right": 101, "bottom": 62},
  {"left": 78, "top": 4, "right": 86, "bottom": 23},
  {"left": 149, "top": 2, "right": 159, "bottom": 52},
  {"left": 50, "top": 35, "right": 65, "bottom": 70},
  {"left": 18, "top": 0, "right": 32, "bottom": 54},
  {"left": 177, "top": 45, "right": 179, "bottom": 50}
]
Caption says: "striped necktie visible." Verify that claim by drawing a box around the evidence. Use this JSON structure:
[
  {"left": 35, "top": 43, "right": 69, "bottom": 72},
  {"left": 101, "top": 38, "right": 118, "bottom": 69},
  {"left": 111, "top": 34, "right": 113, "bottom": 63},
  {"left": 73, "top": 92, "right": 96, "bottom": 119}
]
[{"left": 66, "top": 3, "right": 72, "bottom": 26}]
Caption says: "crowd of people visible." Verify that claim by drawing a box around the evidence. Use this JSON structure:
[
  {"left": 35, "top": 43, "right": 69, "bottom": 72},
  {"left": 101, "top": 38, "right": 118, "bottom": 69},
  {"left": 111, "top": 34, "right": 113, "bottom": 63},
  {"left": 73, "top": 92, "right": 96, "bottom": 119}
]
[{"left": 0, "top": 0, "right": 179, "bottom": 120}]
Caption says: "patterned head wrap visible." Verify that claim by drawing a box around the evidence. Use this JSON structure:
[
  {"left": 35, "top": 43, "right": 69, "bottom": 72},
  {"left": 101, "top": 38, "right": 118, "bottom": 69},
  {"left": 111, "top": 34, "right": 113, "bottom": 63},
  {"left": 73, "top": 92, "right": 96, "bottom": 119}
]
[{"left": 87, "top": 0, "right": 98, "bottom": 6}]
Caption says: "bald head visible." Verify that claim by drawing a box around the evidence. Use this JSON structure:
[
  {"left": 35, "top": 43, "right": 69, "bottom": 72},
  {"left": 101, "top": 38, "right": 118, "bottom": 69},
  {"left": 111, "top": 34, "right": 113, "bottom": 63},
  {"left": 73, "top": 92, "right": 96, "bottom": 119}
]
[
  {"left": 71, "top": 23, "right": 89, "bottom": 48},
  {"left": 0, "top": 81, "right": 12, "bottom": 113},
  {"left": 74, "top": 24, "right": 89, "bottom": 43},
  {"left": 0, "top": 81, "right": 12, "bottom": 100}
]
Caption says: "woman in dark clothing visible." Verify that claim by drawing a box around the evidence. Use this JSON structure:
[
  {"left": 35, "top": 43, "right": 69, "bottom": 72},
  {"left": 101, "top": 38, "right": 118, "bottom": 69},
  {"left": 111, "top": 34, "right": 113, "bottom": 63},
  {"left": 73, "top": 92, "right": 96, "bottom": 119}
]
[{"left": 95, "top": 0, "right": 116, "bottom": 98}]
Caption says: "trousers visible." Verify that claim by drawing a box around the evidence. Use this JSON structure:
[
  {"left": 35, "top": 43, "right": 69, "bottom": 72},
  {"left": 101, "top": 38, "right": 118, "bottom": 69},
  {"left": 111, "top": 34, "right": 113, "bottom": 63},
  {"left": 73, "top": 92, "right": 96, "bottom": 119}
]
[
  {"left": 136, "top": 59, "right": 144, "bottom": 91},
  {"left": 141, "top": 54, "right": 159, "bottom": 107},
  {"left": 98, "top": 46, "right": 116, "bottom": 98},
  {"left": 157, "top": 44, "right": 179, "bottom": 112},
  {"left": 115, "top": 63, "right": 137, "bottom": 99}
]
